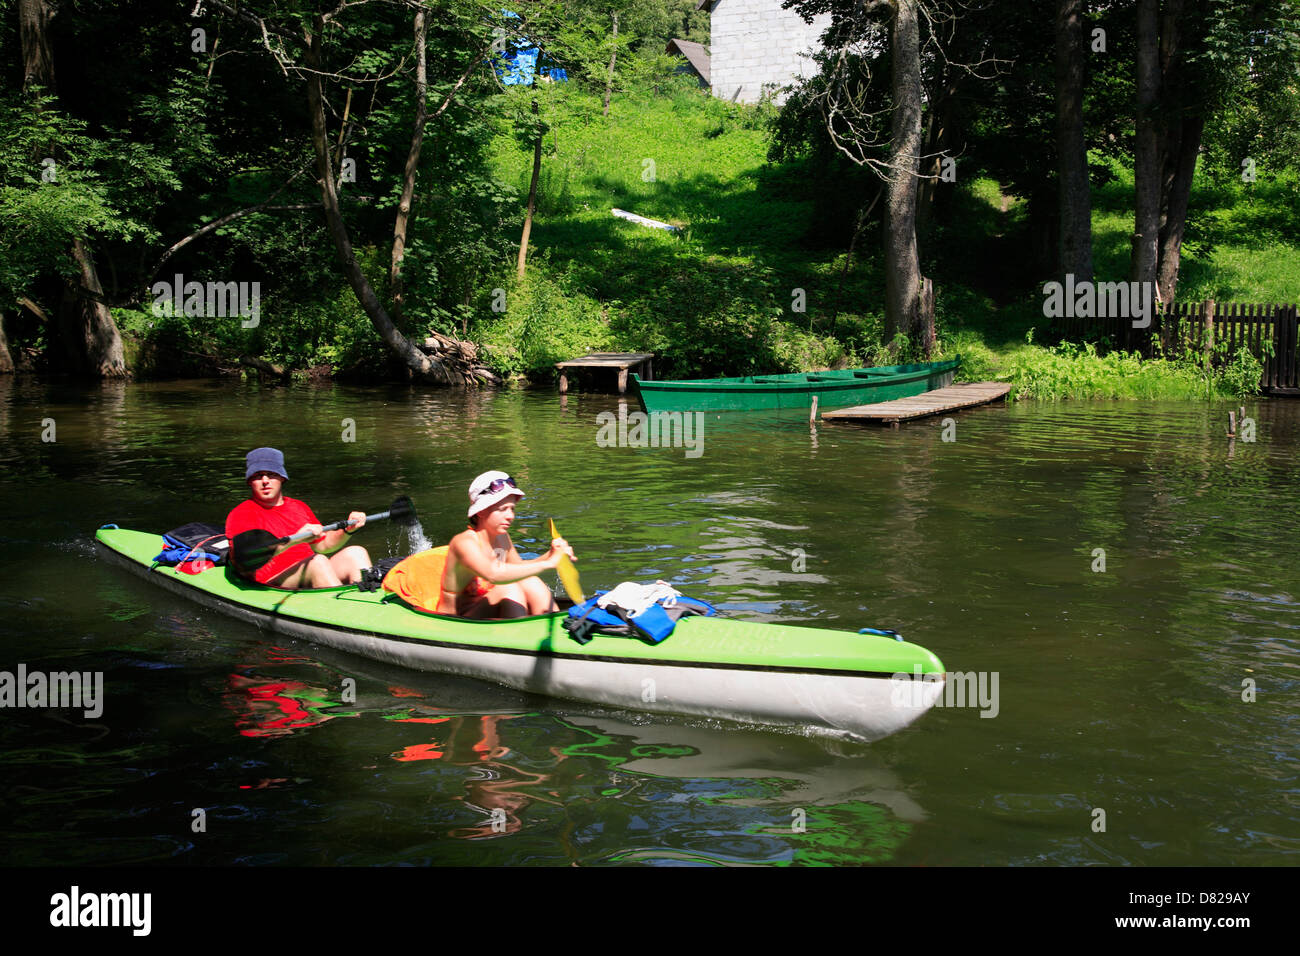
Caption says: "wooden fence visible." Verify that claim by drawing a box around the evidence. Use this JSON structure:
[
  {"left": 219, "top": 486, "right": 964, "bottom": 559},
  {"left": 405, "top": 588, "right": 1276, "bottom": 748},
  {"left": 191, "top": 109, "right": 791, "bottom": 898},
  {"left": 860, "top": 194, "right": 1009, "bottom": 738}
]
[
  {"left": 1157, "top": 302, "right": 1299, "bottom": 391},
  {"left": 1064, "top": 300, "right": 1300, "bottom": 392}
]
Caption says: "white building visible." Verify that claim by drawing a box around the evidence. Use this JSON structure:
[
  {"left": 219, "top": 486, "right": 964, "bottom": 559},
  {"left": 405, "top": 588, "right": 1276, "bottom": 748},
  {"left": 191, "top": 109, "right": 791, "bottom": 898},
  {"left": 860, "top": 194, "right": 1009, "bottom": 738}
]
[{"left": 696, "top": 0, "right": 831, "bottom": 104}]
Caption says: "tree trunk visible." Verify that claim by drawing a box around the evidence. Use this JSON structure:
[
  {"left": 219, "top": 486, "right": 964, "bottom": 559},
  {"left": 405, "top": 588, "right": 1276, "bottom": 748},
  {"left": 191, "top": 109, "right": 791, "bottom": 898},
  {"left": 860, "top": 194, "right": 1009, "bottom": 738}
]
[
  {"left": 916, "top": 67, "right": 962, "bottom": 229},
  {"left": 830, "top": 190, "right": 880, "bottom": 331},
  {"left": 1131, "top": 0, "right": 1161, "bottom": 303},
  {"left": 516, "top": 99, "right": 543, "bottom": 280},
  {"left": 917, "top": 276, "right": 935, "bottom": 358},
  {"left": 388, "top": 25, "right": 495, "bottom": 321},
  {"left": 390, "top": 8, "right": 428, "bottom": 324},
  {"left": 239, "top": 354, "right": 290, "bottom": 383},
  {"left": 304, "top": 17, "right": 453, "bottom": 384},
  {"left": 21, "top": 0, "right": 128, "bottom": 378},
  {"left": 18, "top": 0, "right": 55, "bottom": 94},
  {"left": 1027, "top": 183, "right": 1059, "bottom": 280},
  {"left": 917, "top": 110, "right": 939, "bottom": 230},
  {"left": 0, "top": 313, "right": 14, "bottom": 374},
  {"left": 1152, "top": 0, "right": 1194, "bottom": 305},
  {"left": 1055, "top": 0, "right": 1093, "bottom": 284},
  {"left": 884, "top": 0, "right": 923, "bottom": 345},
  {"left": 59, "top": 239, "right": 127, "bottom": 378},
  {"left": 1157, "top": 115, "right": 1204, "bottom": 303},
  {"left": 603, "top": 13, "right": 619, "bottom": 118}
]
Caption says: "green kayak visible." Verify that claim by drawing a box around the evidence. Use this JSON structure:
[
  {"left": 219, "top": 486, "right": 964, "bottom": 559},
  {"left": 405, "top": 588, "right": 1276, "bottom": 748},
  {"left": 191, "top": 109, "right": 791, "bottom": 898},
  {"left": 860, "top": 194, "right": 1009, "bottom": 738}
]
[
  {"left": 633, "top": 357, "right": 961, "bottom": 414},
  {"left": 96, "top": 526, "right": 946, "bottom": 741}
]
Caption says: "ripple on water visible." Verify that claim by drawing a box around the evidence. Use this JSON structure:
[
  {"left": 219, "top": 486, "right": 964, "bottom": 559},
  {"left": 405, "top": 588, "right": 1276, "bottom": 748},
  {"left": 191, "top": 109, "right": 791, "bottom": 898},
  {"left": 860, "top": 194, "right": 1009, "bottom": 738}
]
[{"left": 4, "top": 386, "right": 1300, "bottom": 864}]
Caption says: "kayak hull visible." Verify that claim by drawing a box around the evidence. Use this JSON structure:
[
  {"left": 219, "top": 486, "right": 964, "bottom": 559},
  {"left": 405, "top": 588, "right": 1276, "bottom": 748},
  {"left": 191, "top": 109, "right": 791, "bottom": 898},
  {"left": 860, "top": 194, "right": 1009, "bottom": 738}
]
[
  {"left": 633, "top": 357, "right": 961, "bottom": 414},
  {"left": 96, "top": 528, "right": 944, "bottom": 741}
]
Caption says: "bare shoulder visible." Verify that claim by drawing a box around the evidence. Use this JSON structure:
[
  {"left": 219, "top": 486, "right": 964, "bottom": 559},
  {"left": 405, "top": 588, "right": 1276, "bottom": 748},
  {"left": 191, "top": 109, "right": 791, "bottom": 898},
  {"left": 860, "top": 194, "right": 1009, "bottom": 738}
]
[{"left": 448, "top": 528, "right": 479, "bottom": 555}]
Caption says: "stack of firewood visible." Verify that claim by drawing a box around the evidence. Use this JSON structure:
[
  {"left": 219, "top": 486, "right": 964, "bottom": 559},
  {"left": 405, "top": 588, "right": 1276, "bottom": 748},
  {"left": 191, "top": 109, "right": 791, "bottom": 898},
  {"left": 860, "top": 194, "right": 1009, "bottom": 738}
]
[{"left": 419, "top": 333, "right": 500, "bottom": 387}]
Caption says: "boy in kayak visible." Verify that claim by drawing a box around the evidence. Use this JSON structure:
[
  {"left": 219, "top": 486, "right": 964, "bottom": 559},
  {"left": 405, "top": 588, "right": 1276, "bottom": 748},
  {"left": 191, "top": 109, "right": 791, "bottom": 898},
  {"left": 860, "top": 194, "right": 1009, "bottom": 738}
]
[
  {"left": 440, "top": 471, "right": 575, "bottom": 618},
  {"left": 226, "top": 447, "right": 372, "bottom": 589}
]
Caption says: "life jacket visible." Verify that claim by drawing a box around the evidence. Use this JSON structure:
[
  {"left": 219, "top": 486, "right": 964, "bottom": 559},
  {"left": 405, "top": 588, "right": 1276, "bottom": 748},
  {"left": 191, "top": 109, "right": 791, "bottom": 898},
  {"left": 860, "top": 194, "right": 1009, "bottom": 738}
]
[
  {"left": 564, "top": 587, "right": 720, "bottom": 645},
  {"left": 382, "top": 547, "right": 451, "bottom": 613},
  {"left": 154, "top": 521, "right": 229, "bottom": 568}
]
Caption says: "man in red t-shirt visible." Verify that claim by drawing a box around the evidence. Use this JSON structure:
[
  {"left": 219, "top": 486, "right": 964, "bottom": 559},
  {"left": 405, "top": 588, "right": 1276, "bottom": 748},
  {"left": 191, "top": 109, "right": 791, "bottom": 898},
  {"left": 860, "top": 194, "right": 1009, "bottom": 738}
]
[{"left": 226, "top": 447, "right": 372, "bottom": 589}]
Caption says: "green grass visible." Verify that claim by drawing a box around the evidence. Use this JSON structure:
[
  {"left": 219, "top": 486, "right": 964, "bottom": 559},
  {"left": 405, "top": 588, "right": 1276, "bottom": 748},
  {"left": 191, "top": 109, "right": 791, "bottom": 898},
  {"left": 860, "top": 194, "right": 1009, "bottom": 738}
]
[
  {"left": 477, "top": 88, "right": 1297, "bottom": 399},
  {"left": 1092, "top": 158, "right": 1300, "bottom": 303},
  {"left": 482, "top": 85, "right": 875, "bottom": 381}
]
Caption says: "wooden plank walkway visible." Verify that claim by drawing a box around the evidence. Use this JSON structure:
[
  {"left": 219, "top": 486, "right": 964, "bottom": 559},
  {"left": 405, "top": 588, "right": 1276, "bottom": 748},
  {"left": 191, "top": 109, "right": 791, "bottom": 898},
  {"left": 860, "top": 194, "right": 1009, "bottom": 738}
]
[
  {"left": 555, "top": 352, "right": 654, "bottom": 394},
  {"left": 821, "top": 381, "right": 1011, "bottom": 428}
]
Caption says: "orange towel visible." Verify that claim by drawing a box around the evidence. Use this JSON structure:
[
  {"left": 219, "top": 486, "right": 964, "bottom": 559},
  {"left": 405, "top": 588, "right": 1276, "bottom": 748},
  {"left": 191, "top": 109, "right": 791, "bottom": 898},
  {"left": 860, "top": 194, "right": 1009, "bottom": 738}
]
[{"left": 383, "top": 547, "right": 450, "bottom": 612}]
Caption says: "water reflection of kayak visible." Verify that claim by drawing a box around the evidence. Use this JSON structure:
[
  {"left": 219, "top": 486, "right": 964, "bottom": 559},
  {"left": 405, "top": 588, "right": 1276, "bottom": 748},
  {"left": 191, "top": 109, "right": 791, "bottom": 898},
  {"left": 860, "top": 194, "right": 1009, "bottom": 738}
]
[
  {"left": 557, "top": 714, "right": 929, "bottom": 823},
  {"left": 96, "top": 526, "right": 945, "bottom": 741}
]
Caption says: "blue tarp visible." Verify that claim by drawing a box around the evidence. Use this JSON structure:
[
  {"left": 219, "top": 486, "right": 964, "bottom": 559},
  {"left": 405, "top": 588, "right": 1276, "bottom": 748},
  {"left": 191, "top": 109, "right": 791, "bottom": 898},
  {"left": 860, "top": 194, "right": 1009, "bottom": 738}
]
[
  {"left": 495, "top": 46, "right": 568, "bottom": 85},
  {"left": 491, "top": 11, "right": 568, "bottom": 85}
]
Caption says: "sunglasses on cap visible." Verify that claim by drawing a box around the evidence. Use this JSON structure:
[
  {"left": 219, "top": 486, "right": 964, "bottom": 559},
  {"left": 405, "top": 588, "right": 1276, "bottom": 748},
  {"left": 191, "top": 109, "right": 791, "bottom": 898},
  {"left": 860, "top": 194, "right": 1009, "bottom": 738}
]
[{"left": 476, "top": 476, "right": 519, "bottom": 498}]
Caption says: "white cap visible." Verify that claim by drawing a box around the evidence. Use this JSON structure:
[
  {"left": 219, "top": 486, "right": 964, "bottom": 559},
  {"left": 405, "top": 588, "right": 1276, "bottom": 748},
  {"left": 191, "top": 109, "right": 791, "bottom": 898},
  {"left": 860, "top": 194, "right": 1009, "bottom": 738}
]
[{"left": 467, "top": 470, "right": 525, "bottom": 518}]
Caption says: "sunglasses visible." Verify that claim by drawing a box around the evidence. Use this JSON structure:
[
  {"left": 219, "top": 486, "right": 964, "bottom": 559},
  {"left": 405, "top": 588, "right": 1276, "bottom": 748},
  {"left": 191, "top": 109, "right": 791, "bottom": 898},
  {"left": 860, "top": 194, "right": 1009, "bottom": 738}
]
[{"left": 476, "top": 476, "right": 519, "bottom": 498}]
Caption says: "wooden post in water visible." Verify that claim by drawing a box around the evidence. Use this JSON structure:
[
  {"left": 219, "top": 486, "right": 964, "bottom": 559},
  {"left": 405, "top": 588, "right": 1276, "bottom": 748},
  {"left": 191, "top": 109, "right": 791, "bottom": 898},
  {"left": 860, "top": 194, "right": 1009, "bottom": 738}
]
[
  {"left": 810, "top": 395, "right": 819, "bottom": 423},
  {"left": 1227, "top": 410, "right": 1236, "bottom": 437}
]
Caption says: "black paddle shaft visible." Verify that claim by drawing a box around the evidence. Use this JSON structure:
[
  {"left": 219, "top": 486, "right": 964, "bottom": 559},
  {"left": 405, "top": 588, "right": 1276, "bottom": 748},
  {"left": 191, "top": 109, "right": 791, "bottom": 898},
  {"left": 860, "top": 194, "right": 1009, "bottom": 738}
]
[{"left": 231, "top": 496, "right": 417, "bottom": 572}]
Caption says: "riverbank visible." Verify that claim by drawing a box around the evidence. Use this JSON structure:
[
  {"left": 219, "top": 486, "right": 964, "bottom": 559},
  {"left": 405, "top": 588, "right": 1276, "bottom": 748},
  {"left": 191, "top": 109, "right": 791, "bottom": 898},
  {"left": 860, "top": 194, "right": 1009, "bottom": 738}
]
[
  {"left": 474, "top": 89, "right": 1292, "bottom": 400},
  {"left": 11, "top": 88, "right": 1293, "bottom": 400}
]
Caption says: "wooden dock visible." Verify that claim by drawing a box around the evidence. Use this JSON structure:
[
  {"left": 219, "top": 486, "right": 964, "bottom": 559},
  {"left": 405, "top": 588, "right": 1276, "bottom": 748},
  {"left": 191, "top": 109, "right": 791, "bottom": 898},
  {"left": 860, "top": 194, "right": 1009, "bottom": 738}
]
[
  {"left": 556, "top": 352, "right": 654, "bottom": 394},
  {"left": 822, "top": 381, "right": 1011, "bottom": 428}
]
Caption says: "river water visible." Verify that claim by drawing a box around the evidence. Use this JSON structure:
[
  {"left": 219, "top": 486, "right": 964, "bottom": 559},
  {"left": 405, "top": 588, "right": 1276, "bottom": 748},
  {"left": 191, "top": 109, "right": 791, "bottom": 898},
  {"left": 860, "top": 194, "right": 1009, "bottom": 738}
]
[{"left": 1, "top": 376, "right": 1297, "bottom": 866}]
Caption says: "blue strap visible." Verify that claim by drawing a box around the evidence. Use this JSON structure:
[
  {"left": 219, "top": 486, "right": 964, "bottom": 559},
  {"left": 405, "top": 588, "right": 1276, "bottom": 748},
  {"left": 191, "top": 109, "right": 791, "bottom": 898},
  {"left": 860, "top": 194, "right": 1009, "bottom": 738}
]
[{"left": 859, "top": 627, "right": 903, "bottom": 641}]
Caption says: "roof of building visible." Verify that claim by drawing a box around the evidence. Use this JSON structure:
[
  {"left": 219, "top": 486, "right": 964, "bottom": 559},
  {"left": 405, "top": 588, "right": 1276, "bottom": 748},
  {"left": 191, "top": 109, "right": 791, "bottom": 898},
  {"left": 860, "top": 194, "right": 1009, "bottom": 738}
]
[{"left": 665, "top": 38, "right": 711, "bottom": 85}]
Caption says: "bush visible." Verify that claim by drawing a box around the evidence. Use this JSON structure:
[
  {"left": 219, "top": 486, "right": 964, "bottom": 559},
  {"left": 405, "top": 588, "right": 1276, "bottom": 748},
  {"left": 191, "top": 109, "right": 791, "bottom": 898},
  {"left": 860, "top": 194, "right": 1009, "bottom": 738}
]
[
  {"left": 1002, "top": 341, "right": 1258, "bottom": 401},
  {"left": 1214, "top": 344, "right": 1265, "bottom": 398},
  {"left": 471, "top": 269, "right": 612, "bottom": 381},
  {"left": 771, "top": 322, "right": 858, "bottom": 370}
]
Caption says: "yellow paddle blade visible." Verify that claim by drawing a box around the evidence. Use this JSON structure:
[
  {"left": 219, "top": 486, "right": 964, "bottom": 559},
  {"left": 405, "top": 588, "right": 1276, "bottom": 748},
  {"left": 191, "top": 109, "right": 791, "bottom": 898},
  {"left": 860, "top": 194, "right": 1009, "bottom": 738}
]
[{"left": 549, "top": 518, "right": 584, "bottom": 604}]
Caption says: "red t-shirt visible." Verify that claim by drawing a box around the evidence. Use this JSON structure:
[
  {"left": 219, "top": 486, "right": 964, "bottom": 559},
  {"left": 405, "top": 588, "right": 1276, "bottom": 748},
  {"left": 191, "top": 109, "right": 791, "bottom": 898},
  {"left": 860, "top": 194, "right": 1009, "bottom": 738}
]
[{"left": 226, "top": 497, "right": 320, "bottom": 584}]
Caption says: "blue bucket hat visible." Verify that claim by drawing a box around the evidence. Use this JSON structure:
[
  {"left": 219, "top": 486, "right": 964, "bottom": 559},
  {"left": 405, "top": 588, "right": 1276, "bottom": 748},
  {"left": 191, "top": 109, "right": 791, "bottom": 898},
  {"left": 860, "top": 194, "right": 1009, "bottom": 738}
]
[{"left": 245, "top": 447, "right": 288, "bottom": 481}]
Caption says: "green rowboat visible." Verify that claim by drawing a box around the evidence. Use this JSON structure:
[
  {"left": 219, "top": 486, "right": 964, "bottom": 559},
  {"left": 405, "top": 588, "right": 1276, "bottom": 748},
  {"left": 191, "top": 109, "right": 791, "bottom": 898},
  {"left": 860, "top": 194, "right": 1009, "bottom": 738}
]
[
  {"left": 633, "top": 357, "right": 960, "bottom": 414},
  {"left": 96, "top": 526, "right": 945, "bottom": 741}
]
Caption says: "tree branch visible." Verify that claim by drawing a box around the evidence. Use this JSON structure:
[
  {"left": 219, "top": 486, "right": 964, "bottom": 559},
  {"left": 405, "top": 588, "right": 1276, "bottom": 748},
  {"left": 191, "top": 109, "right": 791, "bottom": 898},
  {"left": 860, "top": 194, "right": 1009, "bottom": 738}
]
[
  {"left": 145, "top": 156, "right": 319, "bottom": 284},
  {"left": 148, "top": 205, "right": 316, "bottom": 286}
]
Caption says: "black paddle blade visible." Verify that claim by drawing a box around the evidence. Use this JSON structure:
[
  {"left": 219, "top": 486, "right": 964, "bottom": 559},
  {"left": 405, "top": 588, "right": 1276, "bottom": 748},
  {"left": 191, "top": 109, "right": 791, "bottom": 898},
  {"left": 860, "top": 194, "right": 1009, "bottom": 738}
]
[
  {"left": 389, "top": 495, "right": 417, "bottom": 527},
  {"left": 230, "top": 528, "right": 284, "bottom": 573}
]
